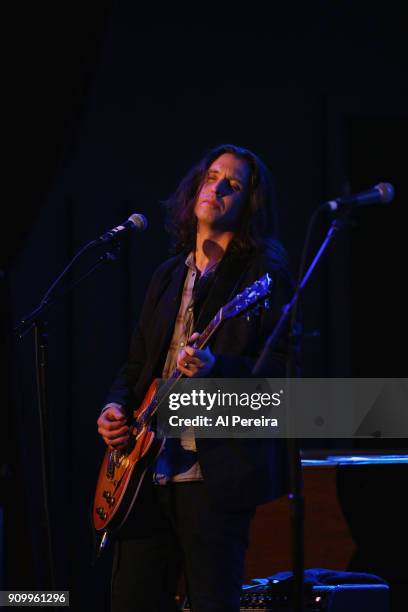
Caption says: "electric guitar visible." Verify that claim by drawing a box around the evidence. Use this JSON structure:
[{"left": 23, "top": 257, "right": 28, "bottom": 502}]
[{"left": 92, "top": 273, "right": 273, "bottom": 545}]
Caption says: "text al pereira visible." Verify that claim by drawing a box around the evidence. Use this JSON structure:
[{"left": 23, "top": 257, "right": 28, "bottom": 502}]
[{"left": 168, "top": 415, "right": 278, "bottom": 427}]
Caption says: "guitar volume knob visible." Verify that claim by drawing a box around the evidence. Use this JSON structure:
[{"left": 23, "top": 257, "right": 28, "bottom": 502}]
[{"left": 96, "top": 506, "right": 107, "bottom": 520}]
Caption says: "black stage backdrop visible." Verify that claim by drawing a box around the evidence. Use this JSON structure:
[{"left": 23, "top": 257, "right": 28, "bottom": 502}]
[{"left": 2, "top": 2, "right": 407, "bottom": 610}]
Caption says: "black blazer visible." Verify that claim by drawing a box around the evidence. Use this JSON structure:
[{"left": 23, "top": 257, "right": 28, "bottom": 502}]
[{"left": 106, "top": 247, "right": 294, "bottom": 509}]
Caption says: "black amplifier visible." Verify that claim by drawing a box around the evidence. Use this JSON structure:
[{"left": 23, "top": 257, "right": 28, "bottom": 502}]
[
  {"left": 182, "top": 583, "right": 389, "bottom": 611},
  {"left": 240, "top": 583, "right": 389, "bottom": 611}
]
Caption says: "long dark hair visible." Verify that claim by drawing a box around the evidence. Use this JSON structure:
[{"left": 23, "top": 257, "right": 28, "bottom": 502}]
[{"left": 164, "top": 143, "right": 286, "bottom": 264}]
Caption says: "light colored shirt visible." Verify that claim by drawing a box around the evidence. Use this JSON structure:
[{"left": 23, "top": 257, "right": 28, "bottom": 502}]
[{"left": 153, "top": 252, "right": 204, "bottom": 484}]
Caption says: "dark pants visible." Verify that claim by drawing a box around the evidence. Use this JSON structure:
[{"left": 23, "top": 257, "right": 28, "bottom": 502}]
[{"left": 110, "top": 477, "right": 256, "bottom": 612}]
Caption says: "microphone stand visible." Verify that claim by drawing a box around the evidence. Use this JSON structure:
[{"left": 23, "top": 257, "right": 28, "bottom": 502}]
[
  {"left": 252, "top": 209, "right": 351, "bottom": 612},
  {"left": 14, "top": 238, "right": 122, "bottom": 591}
]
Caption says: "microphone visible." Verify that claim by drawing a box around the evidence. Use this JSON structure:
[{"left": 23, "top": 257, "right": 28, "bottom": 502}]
[
  {"left": 98, "top": 213, "right": 148, "bottom": 242},
  {"left": 325, "top": 182, "right": 395, "bottom": 211}
]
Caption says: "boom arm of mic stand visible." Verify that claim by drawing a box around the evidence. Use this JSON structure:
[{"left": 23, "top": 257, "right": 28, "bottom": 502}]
[
  {"left": 14, "top": 241, "right": 121, "bottom": 338},
  {"left": 253, "top": 217, "right": 345, "bottom": 374}
]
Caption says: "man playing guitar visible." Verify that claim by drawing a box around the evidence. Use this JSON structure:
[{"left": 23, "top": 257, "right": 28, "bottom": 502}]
[{"left": 97, "top": 144, "right": 292, "bottom": 612}]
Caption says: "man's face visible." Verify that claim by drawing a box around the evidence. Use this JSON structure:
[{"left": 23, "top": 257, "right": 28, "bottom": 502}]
[{"left": 194, "top": 153, "right": 251, "bottom": 232}]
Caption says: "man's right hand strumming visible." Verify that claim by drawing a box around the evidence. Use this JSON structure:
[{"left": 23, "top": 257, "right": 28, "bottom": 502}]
[{"left": 97, "top": 403, "right": 130, "bottom": 450}]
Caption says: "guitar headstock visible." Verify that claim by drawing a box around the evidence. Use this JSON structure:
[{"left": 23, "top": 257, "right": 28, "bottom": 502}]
[{"left": 222, "top": 273, "right": 273, "bottom": 321}]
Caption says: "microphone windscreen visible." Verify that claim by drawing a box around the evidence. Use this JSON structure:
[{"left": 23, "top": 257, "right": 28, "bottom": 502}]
[
  {"left": 377, "top": 182, "right": 395, "bottom": 203},
  {"left": 128, "top": 213, "right": 148, "bottom": 230}
]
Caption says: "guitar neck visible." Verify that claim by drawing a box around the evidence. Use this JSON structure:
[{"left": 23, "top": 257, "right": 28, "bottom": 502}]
[{"left": 191, "top": 307, "right": 223, "bottom": 350}]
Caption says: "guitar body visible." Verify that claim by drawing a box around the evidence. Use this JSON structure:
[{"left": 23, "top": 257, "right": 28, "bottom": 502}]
[{"left": 93, "top": 379, "right": 165, "bottom": 532}]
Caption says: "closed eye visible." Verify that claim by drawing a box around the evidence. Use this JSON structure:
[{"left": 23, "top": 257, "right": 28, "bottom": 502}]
[{"left": 206, "top": 172, "right": 242, "bottom": 192}]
